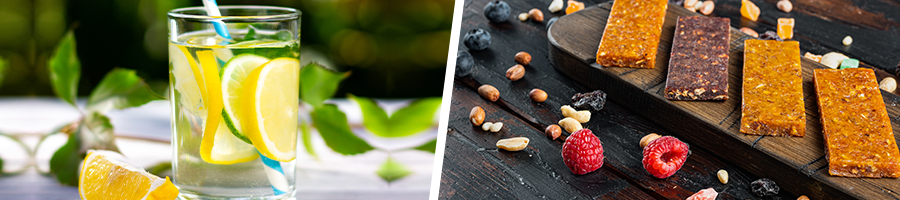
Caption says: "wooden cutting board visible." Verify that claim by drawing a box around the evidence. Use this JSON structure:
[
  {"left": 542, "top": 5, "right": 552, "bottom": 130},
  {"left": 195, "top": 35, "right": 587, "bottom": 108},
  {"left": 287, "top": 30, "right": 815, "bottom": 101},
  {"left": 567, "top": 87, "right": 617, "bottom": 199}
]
[{"left": 549, "top": 2, "right": 900, "bottom": 200}]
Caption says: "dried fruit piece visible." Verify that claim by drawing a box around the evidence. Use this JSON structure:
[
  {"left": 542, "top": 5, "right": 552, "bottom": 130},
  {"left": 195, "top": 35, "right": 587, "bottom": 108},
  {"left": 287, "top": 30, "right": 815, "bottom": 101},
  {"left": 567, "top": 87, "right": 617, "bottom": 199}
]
[
  {"left": 528, "top": 9, "right": 544, "bottom": 22},
  {"left": 740, "top": 27, "right": 759, "bottom": 38},
  {"left": 804, "top": 52, "right": 822, "bottom": 62},
  {"left": 497, "top": 137, "right": 529, "bottom": 151},
  {"left": 642, "top": 136, "right": 690, "bottom": 178},
  {"left": 470, "top": 106, "right": 485, "bottom": 126},
  {"left": 639, "top": 133, "right": 661, "bottom": 148},
  {"left": 741, "top": 0, "right": 760, "bottom": 21},
  {"left": 751, "top": 178, "right": 780, "bottom": 197},
  {"left": 514, "top": 52, "right": 532, "bottom": 65},
  {"left": 686, "top": 188, "right": 718, "bottom": 200},
  {"left": 529, "top": 89, "right": 547, "bottom": 102},
  {"left": 506, "top": 64, "right": 525, "bottom": 81},
  {"left": 797, "top": 195, "right": 810, "bottom": 200},
  {"left": 759, "top": 31, "right": 782, "bottom": 41},
  {"left": 483, "top": 1, "right": 511, "bottom": 23},
  {"left": 777, "top": 18, "right": 795, "bottom": 40},
  {"left": 571, "top": 90, "right": 607, "bottom": 111},
  {"left": 545, "top": 125, "right": 561, "bottom": 140},
  {"left": 489, "top": 122, "right": 504, "bottom": 132},
  {"left": 562, "top": 129, "right": 604, "bottom": 174},
  {"left": 558, "top": 117, "right": 583, "bottom": 133},
  {"left": 717, "top": 169, "right": 728, "bottom": 184},
  {"left": 565, "top": 0, "right": 585, "bottom": 15},
  {"left": 478, "top": 84, "right": 500, "bottom": 101}
]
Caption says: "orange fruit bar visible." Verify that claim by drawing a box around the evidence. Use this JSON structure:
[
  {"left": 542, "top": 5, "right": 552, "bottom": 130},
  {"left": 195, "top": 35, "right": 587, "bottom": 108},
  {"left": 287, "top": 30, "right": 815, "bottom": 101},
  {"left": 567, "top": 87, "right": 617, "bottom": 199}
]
[
  {"left": 741, "top": 0, "right": 760, "bottom": 21},
  {"left": 740, "top": 39, "right": 805, "bottom": 137},
  {"left": 566, "top": 0, "right": 585, "bottom": 15},
  {"left": 595, "top": 0, "right": 668, "bottom": 68},
  {"left": 777, "top": 18, "right": 794, "bottom": 40},
  {"left": 814, "top": 68, "right": 900, "bottom": 178}
]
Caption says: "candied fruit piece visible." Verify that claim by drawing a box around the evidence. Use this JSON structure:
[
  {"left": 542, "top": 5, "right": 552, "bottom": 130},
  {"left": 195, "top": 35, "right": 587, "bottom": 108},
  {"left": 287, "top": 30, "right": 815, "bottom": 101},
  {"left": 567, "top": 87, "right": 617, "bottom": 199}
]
[
  {"left": 566, "top": 0, "right": 585, "bottom": 15},
  {"left": 741, "top": 0, "right": 760, "bottom": 21},
  {"left": 777, "top": 18, "right": 794, "bottom": 40}
]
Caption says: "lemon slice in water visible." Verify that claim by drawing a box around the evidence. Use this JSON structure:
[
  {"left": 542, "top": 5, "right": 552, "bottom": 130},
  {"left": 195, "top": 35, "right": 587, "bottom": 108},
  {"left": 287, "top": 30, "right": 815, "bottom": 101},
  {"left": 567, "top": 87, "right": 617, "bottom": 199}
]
[
  {"left": 241, "top": 58, "right": 300, "bottom": 162},
  {"left": 220, "top": 54, "right": 269, "bottom": 144}
]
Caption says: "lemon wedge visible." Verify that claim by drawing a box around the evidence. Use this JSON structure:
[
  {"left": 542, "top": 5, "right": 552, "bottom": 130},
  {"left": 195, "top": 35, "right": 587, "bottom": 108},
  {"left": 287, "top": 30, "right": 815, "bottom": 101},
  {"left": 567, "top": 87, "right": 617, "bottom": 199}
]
[
  {"left": 240, "top": 58, "right": 300, "bottom": 162},
  {"left": 79, "top": 151, "right": 179, "bottom": 200}
]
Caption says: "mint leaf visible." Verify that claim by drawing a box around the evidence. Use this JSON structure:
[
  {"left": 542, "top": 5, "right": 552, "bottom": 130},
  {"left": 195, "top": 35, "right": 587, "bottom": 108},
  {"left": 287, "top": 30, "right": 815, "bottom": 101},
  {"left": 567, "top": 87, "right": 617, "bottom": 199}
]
[
  {"left": 300, "top": 63, "right": 348, "bottom": 108},
  {"left": 48, "top": 31, "right": 81, "bottom": 107},
  {"left": 50, "top": 112, "right": 119, "bottom": 186},
  {"left": 349, "top": 94, "right": 390, "bottom": 137},
  {"left": 413, "top": 139, "right": 438, "bottom": 153},
  {"left": 300, "top": 120, "right": 317, "bottom": 159},
  {"left": 78, "top": 112, "right": 120, "bottom": 153},
  {"left": 388, "top": 97, "right": 441, "bottom": 137},
  {"left": 243, "top": 26, "right": 257, "bottom": 41},
  {"left": 376, "top": 156, "right": 412, "bottom": 183},
  {"left": 310, "top": 104, "right": 374, "bottom": 155},
  {"left": 86, "top": 68, "right": 164, "bottom": 113},
  {"left": 50, "top": 129, "right": 84, "bottom": 186}
]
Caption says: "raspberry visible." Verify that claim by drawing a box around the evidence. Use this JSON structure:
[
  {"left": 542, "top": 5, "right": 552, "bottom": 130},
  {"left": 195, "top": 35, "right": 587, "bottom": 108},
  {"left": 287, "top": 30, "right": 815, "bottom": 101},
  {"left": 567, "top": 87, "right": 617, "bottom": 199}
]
[
  {"left": 686, "top": 188, "right": 718, "bottom": 200},
  {"left": 562, "top": 129, "right": 604, "bottom": 175},
  {"left": 642, "top": 136, "right": 690, "bottom": 178}
]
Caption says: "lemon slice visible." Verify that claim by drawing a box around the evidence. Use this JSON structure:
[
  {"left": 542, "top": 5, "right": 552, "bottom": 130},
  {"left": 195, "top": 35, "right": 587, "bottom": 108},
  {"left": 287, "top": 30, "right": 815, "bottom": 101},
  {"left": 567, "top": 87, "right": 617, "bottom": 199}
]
[
  {"left": 208, "top": 119, "right": 260, "bottom": 164},
  {"left": 220, "top": 54, "right": 270, "bottom": 144},
  {"left": 79, "top": 150, "right": 179, "bottom": 200},
  {"left": 241, "top": 58, "right": 300, "bottom": 162},
  {"left": 172, "top": 44, "right": 207, "bottom": 117},
  {"left": 195, "top": 50, "right": 225, "bottom": 164}
]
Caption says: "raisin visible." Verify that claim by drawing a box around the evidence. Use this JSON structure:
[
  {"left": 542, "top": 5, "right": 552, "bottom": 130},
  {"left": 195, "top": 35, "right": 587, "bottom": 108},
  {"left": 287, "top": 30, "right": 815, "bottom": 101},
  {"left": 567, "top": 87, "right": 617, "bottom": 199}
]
[
  {"left": 750, "top": 178, "right": 780, "bottom": 197},
  {"left": 758, "top": 31, "right": 783, "bottom": 41},
  {"left": 571, "top": 90, "right": 607, "bottom": 111}
]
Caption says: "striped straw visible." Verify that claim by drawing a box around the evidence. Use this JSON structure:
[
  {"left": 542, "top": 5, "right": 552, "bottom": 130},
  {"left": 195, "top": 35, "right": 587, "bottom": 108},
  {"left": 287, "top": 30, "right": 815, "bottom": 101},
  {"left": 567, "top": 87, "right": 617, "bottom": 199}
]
[{"left": 200, "top": 0, "right": 289, "bottom": 195}]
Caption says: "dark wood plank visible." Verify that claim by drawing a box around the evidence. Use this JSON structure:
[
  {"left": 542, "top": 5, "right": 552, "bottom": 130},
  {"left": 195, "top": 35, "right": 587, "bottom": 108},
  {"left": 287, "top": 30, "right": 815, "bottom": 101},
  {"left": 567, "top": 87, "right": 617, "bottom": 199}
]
[{"left": 549, "top": 3, "right": 898, "bottom": 199}]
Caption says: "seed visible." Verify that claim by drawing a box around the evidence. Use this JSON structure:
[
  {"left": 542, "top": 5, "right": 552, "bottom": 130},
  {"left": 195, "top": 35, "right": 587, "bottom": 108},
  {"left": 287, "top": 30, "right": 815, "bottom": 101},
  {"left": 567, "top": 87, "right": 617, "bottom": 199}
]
[
  {"left": 545, "top": 125, "right": 561, "bottom": 140},
  {"left": 700, "top": 1, "right": 714, "bottom": 15},
  {"left": 740, "top": 27, "right": 759, "bottom": 38},
  {"left": 639, "top": 133, "right": 661, "bottom": 148},
  {"left": 470, "top": 106, "right": 485, "bottom": 126},
  {"left": 482, "top": 122, "right": 493, "bottom": 131},
  {"left": 717, "top": 169, "right": 729, "bottom": 184},
  {"left": 478, "top": 84, "right": 500, "bottom": 101},
  {"left": 496, "top": 137, "right": 529, "bottom": 151},
  {"left": 880, "top": 77, "right": 897, "bottom": 93},
  {"left": 529, "top": 89, "right": 548, "bottom": 102},
  {"left": 528, "top": 9, "right": 544, "bottom": 22},
  {"left": 518, "top": 13, "right": 528, "bottom": 21},
  {"left": 515, "top": 52, "right": 532, "bottom": 65},
  {"left": 777, "top": 0, "right": 792, "bottom": 12},
  {"left": 842, "top": 36, "right": 853, "bottom": 46},
  {"left": 558, "top": 117, "right": 583, "bottom": 133},
  {"left": 489, "top": 122, "right": 504, "bottom": 132},
  {"left": 506, "top": 64, "right": 525, "bottom": 81}
]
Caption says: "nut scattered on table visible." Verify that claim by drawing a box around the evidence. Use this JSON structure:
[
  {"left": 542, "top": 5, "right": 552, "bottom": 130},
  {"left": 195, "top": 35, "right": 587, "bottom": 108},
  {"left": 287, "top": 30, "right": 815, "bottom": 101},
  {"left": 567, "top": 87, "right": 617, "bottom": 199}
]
[
  {"left": 804, "top": 52, "right": 822, "bottom": 62},
  {"left": 496, "top": 137, "right": 530, "bottom": 151},
  {"left": 639, "top": 133, "right": 661, "bottom": 148},
  {"left": 545, "top": 125, "right": 561, "bottom": 140},
  {"left": 717, "top": 169, "right": 729, "bottom": 184},
  {"left": 478, "top": 84, "right": 500, "bottom": 101},
  {"left": 693, "top": 1, "right": 704, "bottom": 11},
  {"left": 740, "top": 27, "right": 759, "bottom": 38},
  {"left": 515, "top": 51, "right": 532, "bottom": 65},
  {"left": 880, "top": 77, "right": 897, "bottom": 93},
  {"left": 797, "top": 195, "right": 810, "bottom": 200},
  {"left": 777, "top": 0, "right": 792, "bottom": 12},
  {"left": 700, "top": 1, "right": 714, "bottom": 15},
  {"left": 683, "top": 0, "right": 698, "bottom": 11},
  {"left": 470, "top": 106, "right": 485, "bottom": 126},
  {"left": 842, "top": 35, "right": 853, "bottom": 46},
  {"left": 561, "top": 105, "right": 577, "bottom": 118},
  {"left": 528, "top": 8, "right": 544, "bottom": 22},
  {"left": 561, "top": 105, "right": 590, "bottom": 123},
  {"left": 548, "top": 0, "right": 563, "bottom": 13},
  {"left": 559, "top": 117, "right": 583, "bottom": 133},
  {"left": 482, "top": 122, "right": 493, "bottom": 131},
  {"left": 489, "top": 122, "right": 504, "bottom": 132},
  {"left": 518, "top": 13, "right": 529, "bottom": 21},
  {"left": 820, "top": 52, "right": 849, "bottom": 69},
  {"left": 506, "top": 64, "right": 525, "bottom": 81},
  {"left": 529, "top": 88, "right": 548, "bottom": 102}
]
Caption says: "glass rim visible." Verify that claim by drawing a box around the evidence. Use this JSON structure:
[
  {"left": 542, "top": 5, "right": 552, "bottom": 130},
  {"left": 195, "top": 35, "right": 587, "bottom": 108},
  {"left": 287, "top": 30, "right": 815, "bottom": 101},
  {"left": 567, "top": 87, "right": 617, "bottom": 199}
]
[{"left": 168, "top": 5, "right": 300, "bottom": 21}]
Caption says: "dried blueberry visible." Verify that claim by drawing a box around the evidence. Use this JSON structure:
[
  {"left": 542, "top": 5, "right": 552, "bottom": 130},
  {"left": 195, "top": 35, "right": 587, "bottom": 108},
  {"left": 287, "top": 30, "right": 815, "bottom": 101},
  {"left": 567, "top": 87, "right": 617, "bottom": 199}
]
[
  {"left": 456, "top": 50, "right": 474, "bottom": 77},
  {"left": 571, "top": 90, "right": 607, "bottom": 111},
  {"left": 546, "top": 17, "right": 559, "bottom": 29},
  {"left": 750, "top": 178, "right": 780, "bottom": 197},
  {"left": 483, "top": 1, "right": 511, "bottom": 23},
  {"left": 463, "top": 28, "right": 491, "bottom": 51},
  {"left": 758, "top": 31, "right": 783, "bottom": 41}
]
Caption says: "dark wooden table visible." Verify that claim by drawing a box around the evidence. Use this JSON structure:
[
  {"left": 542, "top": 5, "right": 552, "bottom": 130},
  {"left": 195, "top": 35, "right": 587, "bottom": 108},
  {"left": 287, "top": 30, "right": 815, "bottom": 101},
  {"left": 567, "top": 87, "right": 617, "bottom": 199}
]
[{"left": 440, "top": 0, "right": 900, "bottom": 199}]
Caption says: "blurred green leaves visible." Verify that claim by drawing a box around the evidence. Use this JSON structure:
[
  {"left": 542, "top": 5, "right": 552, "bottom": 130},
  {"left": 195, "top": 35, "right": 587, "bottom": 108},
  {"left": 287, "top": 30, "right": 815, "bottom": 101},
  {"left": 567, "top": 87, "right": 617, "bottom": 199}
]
[
  {"left": 86, "top": 68, "right": 164, "bottom": 113},
  {"left": 310, "top": 104, "right": 374, "bottom": 155},
  {"left": 300, "top": 62, "right": 349, "bottom": 108},
  {"left": 376, "top": 156, "right": 412, "bottom": 183},
  {"left": 48, "top": 31, "right": 80, "bottom": 107},
  {"left": 351, "top": 95, "right": 441, "bottom": 137},
  {"left": 413, "top": 139, "right": 438, "bottom": 153}
]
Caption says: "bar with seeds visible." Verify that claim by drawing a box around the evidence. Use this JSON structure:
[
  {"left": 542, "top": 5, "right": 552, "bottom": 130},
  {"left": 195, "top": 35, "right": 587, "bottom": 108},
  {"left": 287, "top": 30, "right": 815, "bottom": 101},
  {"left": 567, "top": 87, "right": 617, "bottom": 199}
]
[
  {"left": 664, "top": 16, "right": 730, "bottom": 100},
  {"left": 814, "top": 68, "right": 900, "bottom": 178},
  {"left": 594, "top": 0, "right": 667, "bottom": 69},
  {"left": 740, "top": 39, "right": 805, "bottom": 137}
]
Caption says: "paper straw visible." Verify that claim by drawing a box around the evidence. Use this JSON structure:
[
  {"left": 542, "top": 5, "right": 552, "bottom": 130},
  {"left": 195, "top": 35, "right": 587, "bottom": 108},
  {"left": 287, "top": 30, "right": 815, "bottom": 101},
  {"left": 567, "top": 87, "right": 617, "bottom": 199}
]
[{"left": 199, "top": 0, "right": 289, "bottom": 195}]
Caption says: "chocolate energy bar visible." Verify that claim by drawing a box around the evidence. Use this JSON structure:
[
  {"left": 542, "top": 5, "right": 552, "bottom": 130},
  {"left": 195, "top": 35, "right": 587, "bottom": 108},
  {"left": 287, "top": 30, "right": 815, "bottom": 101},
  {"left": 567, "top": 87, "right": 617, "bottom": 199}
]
[{"left": 664, "top": 16, "right": 730, "bottom": 101}]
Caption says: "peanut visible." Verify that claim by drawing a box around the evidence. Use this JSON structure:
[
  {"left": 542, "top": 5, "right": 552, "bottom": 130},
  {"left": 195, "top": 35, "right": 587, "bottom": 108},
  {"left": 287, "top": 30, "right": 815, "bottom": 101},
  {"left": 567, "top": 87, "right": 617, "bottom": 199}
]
[
  {"left": 529, "top": 89, "right": 547, "bottom": 102},
  {"left": 545, "top": 125, "right": 561, "bottom": 140},
  {"left": 528, "top": 9, "right": 544, "bottom": 22},
  {"left": 797, "top": 195, "right": 810, "bottom": 200},
  {"left": 700, "top": 1, "right": 714, "bottom": 15},
  {"left": 506, "top": 64, "right": 525, "bottom": 81},
  {"left": 842, "top": 35, "right": 853, "bottom": 46},
  {"left": 489, "top": 122, "right": 504, "bottom": 132},
  {"left": 496, "top": 137, "right": 529, "bottom": 151},
  {"left": 558, "top": 117, "right": 583, "bottom": 133},
  {"left": 740, "top": 27, "right": 759, "bottom": 38},
  {"left": 548, "top": 0, "right": 563, "bottom": 13},
  {"left": 469, "top": 106, "right": 485, "bottom": 126},
  {"left": 518, "top": 13, "right": 529, "bottom": 21},
  {"left": 561, "top": 105, "right": 577, "bottom": 118},
  {"left": 478, "top": 84, "right": 500, "bottom": 101},
  {"left": 880, "top": 77, "right": 897, "bottom": 93},
  {"left": 683, "top": 0, "right": 698, "bottom": 11},
  {"left": 639, "top": 133, "right": 661, "bottom": 148},
  {"left": 777, "top": 0, "right": 792, "bottom": 12},
  {"left": 514, "top": 52, "right": 532, "bottom": 65},
  {"left": 561, "top": 105, "right": 590, "bottom": 123},
  {"left": 482, "top": 122, "right": 493, "bottom": 131},
  {"left": 717, "top": 169, "right": 729, "bottom": 184}
]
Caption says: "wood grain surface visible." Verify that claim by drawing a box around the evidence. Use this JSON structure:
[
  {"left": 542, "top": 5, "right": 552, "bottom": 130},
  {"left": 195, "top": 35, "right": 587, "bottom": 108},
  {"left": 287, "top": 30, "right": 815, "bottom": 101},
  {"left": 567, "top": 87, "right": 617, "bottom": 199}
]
[{"left": 549, "top": 2, "right": 900, "bottom": 199}]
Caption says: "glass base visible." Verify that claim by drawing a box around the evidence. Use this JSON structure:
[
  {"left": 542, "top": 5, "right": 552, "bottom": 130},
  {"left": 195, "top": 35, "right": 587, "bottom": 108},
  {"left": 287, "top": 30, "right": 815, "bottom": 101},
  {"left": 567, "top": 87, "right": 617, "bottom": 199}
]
[{"left": 177, "top": 188, "right": 295, "bottom": 200}]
